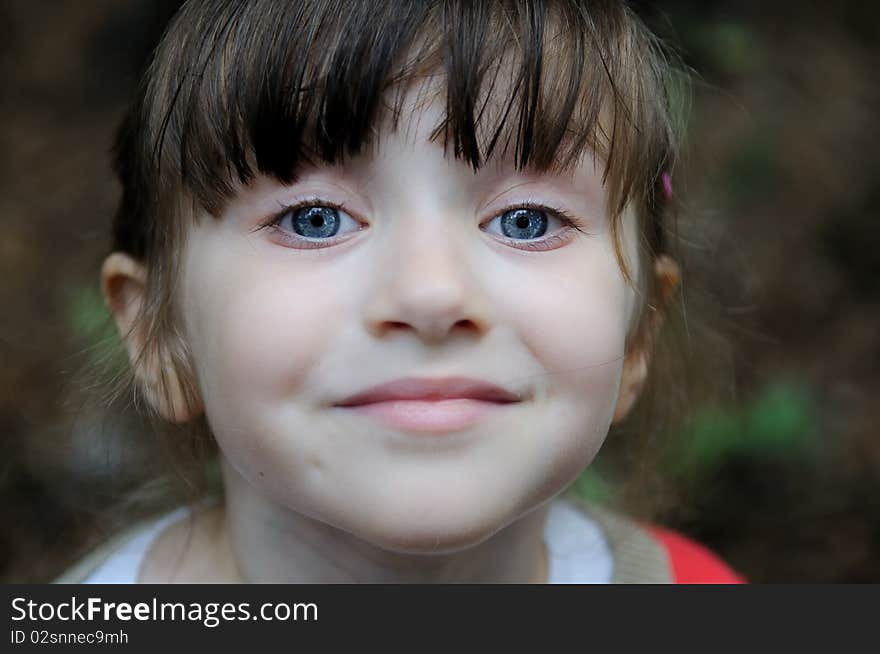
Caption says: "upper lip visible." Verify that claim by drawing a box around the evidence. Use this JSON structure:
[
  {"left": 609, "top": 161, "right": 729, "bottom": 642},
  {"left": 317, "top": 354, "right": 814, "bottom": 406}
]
[{"left": 333, "top": 376, "right": 524, "bottom": 407}]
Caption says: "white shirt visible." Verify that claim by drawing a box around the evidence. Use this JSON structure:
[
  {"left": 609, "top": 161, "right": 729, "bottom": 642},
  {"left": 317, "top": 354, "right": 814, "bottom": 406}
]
[{"left": 81, "top": 498, "right": 613, "bottom": 584}]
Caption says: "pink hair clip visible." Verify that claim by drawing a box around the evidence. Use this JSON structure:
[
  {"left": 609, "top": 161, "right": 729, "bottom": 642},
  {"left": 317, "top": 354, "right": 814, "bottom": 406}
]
[{"left": 661, "top": 171, "right": 673, "bottom": 201}]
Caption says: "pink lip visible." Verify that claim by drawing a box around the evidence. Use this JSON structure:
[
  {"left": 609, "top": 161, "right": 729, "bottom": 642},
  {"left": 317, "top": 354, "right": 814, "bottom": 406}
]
[
  {"left": 334, "top": 376, "right": 523, "bottom": 406},
  {"left": 333, "top": 377, "right": 524, "bottom": 434}
]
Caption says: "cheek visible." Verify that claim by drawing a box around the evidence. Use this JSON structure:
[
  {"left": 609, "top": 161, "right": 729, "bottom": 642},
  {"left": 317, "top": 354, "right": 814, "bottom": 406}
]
[
  {"left": 183, "top": 239, "right": 347, "bottom": 418},
  {"left": 484, "top": 244, "right": 632, "bottom": 470},
  {"left": 494, "top": 248, "right": 631, "bottom": 387}
]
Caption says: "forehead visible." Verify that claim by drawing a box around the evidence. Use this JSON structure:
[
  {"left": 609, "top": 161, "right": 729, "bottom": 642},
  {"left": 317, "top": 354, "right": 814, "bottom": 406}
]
[
  {"left": 244, "top": 85, "right": 609, "bottom": 229},
  {"left": 121, "top": 0, "right": 678, "bottom": 276},
  {"left": 388, "top": 56, "right": 614, "bottom": 156},
  {"left": 147, "top": 0, "right": 628, "bottom": 219}
]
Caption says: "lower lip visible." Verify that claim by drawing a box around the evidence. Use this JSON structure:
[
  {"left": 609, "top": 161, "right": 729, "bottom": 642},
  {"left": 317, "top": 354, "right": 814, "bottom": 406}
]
[{"left": 337, "top": 398, "right": 514, "bottom": 433}]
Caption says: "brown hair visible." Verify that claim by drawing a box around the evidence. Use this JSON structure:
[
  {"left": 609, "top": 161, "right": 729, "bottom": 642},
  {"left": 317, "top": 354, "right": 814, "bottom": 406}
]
[{"left": 89, "top": 0, "right": 693, "bottom": 516}]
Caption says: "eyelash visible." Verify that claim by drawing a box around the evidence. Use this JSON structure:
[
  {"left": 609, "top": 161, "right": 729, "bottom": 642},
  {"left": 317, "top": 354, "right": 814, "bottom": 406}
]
[
  {"left": 252, "top": 198, "right": 360, "bottom": 250},
  {"left": 252, "top": 198, "right": 590, "bottom": 252},
  {"left": 497, "top": 202, "right": 590, "bottom": 251}
]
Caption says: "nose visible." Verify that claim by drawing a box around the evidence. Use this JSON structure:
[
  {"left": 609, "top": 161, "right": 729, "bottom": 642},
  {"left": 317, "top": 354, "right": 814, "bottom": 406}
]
[{"left": 364, "top": 223, "right": 490, "bottom": 344}]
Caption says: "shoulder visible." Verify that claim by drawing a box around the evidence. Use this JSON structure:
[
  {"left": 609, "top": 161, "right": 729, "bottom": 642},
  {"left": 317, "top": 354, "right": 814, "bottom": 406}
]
[
  {"left": 138, "top": 503, "right": 231, "bottom": 583},
  {"left": 52, "top": 506, "right": 193, "bottom": 584},
  {"left": 566, "top": 498, "right": 746, "bottom": 584},
  {"left": 644, "top": 524, "right": 746, "bottom": 584},
  {"left": 52, "top": 523, "right": 155, "bottom": 584}
]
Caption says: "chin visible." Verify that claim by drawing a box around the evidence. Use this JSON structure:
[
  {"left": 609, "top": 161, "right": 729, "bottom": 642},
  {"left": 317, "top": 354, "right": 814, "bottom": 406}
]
[
  {"left": 340, "top": 488, "right": 525, "bottom": 555},
  {"left": 361, "top": 521, "right": 503, "bottom": 556}
]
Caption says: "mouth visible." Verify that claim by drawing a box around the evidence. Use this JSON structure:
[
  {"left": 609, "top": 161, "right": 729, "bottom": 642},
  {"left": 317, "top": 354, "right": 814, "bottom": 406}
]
[{"left": 332, "top": 376, "right": 525, "bottom": 434}]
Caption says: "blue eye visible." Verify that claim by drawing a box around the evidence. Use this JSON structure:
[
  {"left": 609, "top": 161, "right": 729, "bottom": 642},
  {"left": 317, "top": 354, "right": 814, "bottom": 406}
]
[
  {"left": 483, "top": 203, "right": 586, "bottom": 251},
  {"left": 255, "top": 199, "right": 587, "bottom": 252},
  {"left": 291, "top": 206, "right": 341, "bottom": 238},
  {"left": 256, "top": 201, "right": 362, "bottom": 250},
  {"left": 498, "top": 208, "right": 549, "bottom": 240}
]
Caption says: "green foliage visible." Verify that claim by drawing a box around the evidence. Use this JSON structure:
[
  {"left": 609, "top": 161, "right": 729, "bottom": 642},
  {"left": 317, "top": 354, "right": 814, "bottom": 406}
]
[
  {"left": 665, "top": 65, "right": 694, "bottom": 145},
  {"left": 669, "top": 382, "right": 817, "bottom": 478},
  {"left": 691, "top": 20, "right": 762, "bottom": 76},
  {"left": 203, "top": 457, "right": 224, "bottom": 495},
  {"left": 568, "top": 465, "right": 614, "bottom": 505},
  {"left": 65, "top": 283, "right": 125, "bottom": 369},
  {"left": 720, "top": 128, "right": 781, "bottom": 208}
]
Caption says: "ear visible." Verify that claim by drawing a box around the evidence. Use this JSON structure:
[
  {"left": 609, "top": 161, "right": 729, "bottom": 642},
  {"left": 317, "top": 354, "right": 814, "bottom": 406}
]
[
  {"left": 611, "top": 255, "right": 681, "bottom": 424},
  {"left": 101, "top": 252, "right": 201, "bottom": 423}
]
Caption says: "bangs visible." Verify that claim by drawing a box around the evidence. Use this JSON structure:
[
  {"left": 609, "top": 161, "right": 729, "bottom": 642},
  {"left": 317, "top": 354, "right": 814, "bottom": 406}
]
[{"left": 115, "top": 0, "right": 680, "bottom": 255}]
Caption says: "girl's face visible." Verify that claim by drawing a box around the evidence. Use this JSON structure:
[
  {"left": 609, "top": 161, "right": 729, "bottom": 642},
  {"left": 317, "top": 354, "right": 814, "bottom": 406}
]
[{"left": 178, "top": 97, "right": 643, "bottom": 554}]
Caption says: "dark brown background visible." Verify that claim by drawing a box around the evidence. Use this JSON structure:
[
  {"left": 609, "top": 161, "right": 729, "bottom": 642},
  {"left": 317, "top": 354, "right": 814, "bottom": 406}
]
[{"left": 1, "top": 1, "right": 877, "bottom": 582}]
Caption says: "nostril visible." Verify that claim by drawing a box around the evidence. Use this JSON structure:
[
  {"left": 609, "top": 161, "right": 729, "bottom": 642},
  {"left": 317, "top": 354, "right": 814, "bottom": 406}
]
[
  {"left": 431, "top": 318, "right": 481, "bottom": 340},
  {"left": 386, "top": 321, "right": 409, "bottom": 331},
  {"left": 453, "top": 318, "right": 480, "bottom": 332}
]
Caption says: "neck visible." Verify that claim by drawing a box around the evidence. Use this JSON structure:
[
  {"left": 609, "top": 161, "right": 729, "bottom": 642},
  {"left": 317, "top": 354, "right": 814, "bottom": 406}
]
[{"left": 217, "top": 458, "right": 549, "bottom": 584}]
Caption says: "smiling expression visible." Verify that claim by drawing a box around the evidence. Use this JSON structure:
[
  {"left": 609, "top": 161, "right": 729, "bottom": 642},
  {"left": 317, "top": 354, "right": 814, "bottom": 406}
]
[{"left": 176, "top": 95, "right": 642, "bottom": 554}]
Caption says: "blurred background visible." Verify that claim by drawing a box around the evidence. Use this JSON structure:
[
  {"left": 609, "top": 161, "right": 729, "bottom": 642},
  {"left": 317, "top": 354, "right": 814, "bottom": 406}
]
[{"left": 1, "top": 0, "right": 877, "bottom": 582}]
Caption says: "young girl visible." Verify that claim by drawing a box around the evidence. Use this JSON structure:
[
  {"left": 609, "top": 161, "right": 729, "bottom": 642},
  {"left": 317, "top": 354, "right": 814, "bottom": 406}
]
[{"left": 56, "top": 0, "right": 743, "bottom": 583}]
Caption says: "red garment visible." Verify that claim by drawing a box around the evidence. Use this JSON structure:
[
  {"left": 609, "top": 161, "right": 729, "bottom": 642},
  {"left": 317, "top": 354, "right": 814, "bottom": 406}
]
[{"left": 646, "top": 526, "right": 746, "bottom": 584}]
